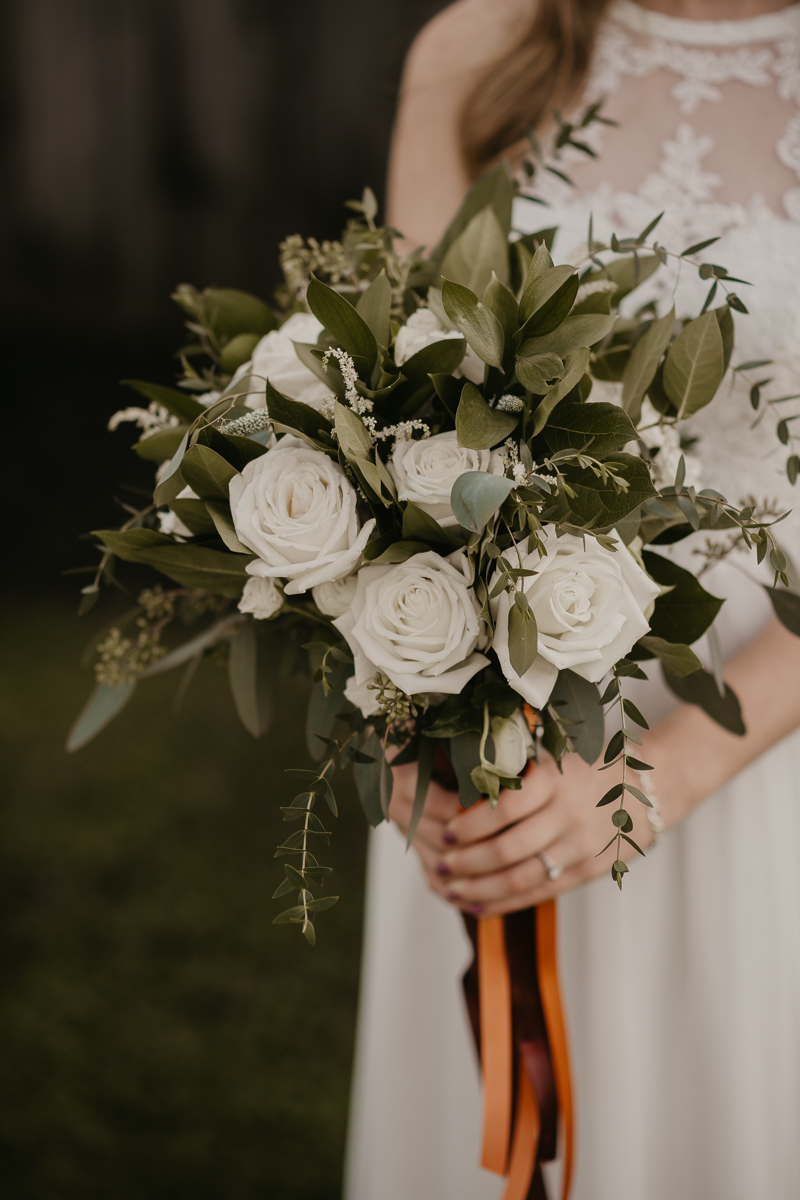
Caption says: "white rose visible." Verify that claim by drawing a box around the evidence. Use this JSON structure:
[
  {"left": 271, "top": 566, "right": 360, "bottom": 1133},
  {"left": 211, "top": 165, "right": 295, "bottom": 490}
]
[
  {"left": 492, "top": 529, "right": 661, "bottom": 707},
  {"left": 248, "top": 312, "right": 334, "bottom": 410},
  {"left": 312, "top": 574, "right": 358, "bottom": 618},
  {"left": 490, "top": 709, "right": 535, "bottom": 777},
  {"left": 389, "top": 431, "right": 505, "bottom": 527},
  {"left": 394, "top": 308, "right": 484, "bottom": 385},
  {"left": 334, "top": 550, "right": 489, "bottom": 717},
  {"left": 229, "top": 438, "right": 376, "bottom": 595},
  {"left": 238, "top": 576, "right": 283, "bottom": 619}
]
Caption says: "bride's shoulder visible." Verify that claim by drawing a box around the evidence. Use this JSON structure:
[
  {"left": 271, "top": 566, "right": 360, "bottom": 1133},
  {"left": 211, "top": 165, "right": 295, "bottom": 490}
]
[{"left": 402, "top": 0, "right": 529, "bottom": 87}]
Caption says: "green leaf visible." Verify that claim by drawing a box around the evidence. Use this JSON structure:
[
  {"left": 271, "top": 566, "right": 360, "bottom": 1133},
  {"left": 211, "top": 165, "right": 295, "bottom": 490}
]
[
  {"left": 508, "top": 602, "right": 538, "bottom": 676},
  {"left": 549, "top": 451, "right": 657, "bottom": 525},
  {"left": 121, "top": 380, "right": 205, "bottom": 423},
  {"left": 763, "top": 586, "right": 800, "bottom": 636},
  {"left": 442, "top": 279, "right": 505, "bottom": 369},
  {"left": 307, "top": 275, "right": 377, "bottom": 368},
  {"left": 205, "top": 500, "right": 251, "bottom": 553},
  {"left": 543, "top": 402, "right": 637, "bottom": 458},
  {"left": 306, "top": 659, "right": 350, "bottom": 759},
  {"left": 531, "top": 347, "right": 592, "bottom": 436},
  {"left": 304, "top": 896, "right": 339, "bottom": 913},
  {"left": 439, "top": 205, "right": 510, "bottom": 297},
  {"left": 153, "top": 430, "right": 191, "bottom": 507},
  {"left": 581, "top": 256, "right": 660, "bottom": 302},
  {"left": 483, "top": 272, "right": 520, "bottom": 340},
  {"left": 432, "top": 162, "right": 514, "bottom": 264},
  {"left": 549, "top": 671, "right": 604, "bottom": 764},
  {"left": 355, "top": 269, "right": 392, "bottom": 347},
  {"left": 228, "top": 619, "right": 270, "bottom": 738},
  {"left": 93, "top": 531, "right": 254, "bottom": 596},
  {"left": 334, "top": 401, "right": 372, "bottom": 461},
  {"left": 181, "top": 444, "right": 239, "bottom": 501},
  {"left": 134, "top": 425, "right": 191, "bottom": 462},
  {"left": 663, "top": 666, "right": 746, "bottom": 735},
  {"left": 353, "top": 731, "right": 386, "bottom": 826},
  {"left": 219, "top": 332, "right": 260, "bottom": 374},
  {"left": 141, "top": 615, "right": 238, "bottom": 677},
  {"left": 66, "top": 682, "right": 136, "bottom": 752},
  {"left": 92, "top": 528, "right": 173, "bottom": 559},
  {"left": 449, "top": 732, "right": 483, "bottom": 808},
  {"left": 402, "top": 502, "right": 462, "bottom": 549},
  {"left": 519, "top": 313, "right": 617, "bottom": 359},
  {"left": 399, "top": 336, "right": 466, "bottom": 386},
  {"left": 266, "top": 381, "right": 334, "bottom": 452},
  {"left": 362, "top": 539, "right": 430, "bottom": 565},
  {"left": 515, "top": 352, "right": 564, "bottom": 394},
  {"left": 196, "top": 425, "right": 267, "bottom": 471},
  {"left": 203, "top": 288, "right": 276, "bottom": 339},
  {"left": 450, "top": 471, "right": 515, "bottom": 532},
  {"left": 637, "top": 635, "right": 702, "bottom": 675},
  {"left": 407, "top": 736, "right": 437, "bottom": 848},
  {"left": 714, "top": 303, "right": 734, "bottom": 373},
  {"left": 663, "top": 311, "right": 725, "bottom": 419},
  {"left": 621, "top": 307, "right": 675, "bottom": 423},
  {"left": 456, "top": 382, "right": 518, "bottom": 449},
  {"left": 518, "top": 265, "right": 579, "bottom": 336},
  {"left": 642, "top": 551, "right": 723, "bottom": 644},
  {"left": 168, "top": 498, "right": 217, "bottom": 536}
]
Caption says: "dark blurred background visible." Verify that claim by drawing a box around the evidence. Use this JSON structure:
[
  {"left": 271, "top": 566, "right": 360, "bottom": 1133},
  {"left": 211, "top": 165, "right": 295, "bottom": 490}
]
[{"left": 0, "top": 2, "right": 445, "bottom": 1196}]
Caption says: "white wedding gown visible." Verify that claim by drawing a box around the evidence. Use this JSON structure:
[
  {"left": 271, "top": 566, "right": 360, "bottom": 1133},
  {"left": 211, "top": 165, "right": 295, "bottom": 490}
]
[{"left": 344, "top": 4, "right": 800, "bottom": 1198}]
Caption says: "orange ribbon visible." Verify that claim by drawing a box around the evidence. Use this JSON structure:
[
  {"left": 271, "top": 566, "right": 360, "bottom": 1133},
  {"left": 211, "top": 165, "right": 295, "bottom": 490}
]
[{"left": 477, "top": 901, "right": 574, "bottom": 1200}]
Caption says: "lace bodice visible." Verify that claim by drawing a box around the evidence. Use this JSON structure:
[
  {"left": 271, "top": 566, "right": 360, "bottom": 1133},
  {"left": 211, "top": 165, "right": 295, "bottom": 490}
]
[{"left": 514, "top": 1, "right": 800, "bottom": 558}]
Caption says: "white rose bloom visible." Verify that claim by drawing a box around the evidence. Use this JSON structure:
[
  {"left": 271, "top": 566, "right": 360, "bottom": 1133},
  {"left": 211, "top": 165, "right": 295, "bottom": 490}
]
[
  {"left": 229, "top": 438, "right": 376, "bottom": 595},
  {"left": 247, "top": 312, "right": 334, "bottom": 411},
  {"left": 238, "top": 576, "right": 283, "bottom": 619},
  {"left": 394, "top": 308, "right": 484, "bottom": 384},
  {"left": 312, "top": 574, "right": 358, "bottom": 618},
  {"left": 492, "top": 529, "right": 661, "bottom": 707},
  {"left": 389, "top": 431, "right": 506, "bottom": 527},
  {"left": 334, "top": 549, "right": 489, "bottom": 717},
  {"left": 490, "top": 710, "right": 535, "bottom": 777}
]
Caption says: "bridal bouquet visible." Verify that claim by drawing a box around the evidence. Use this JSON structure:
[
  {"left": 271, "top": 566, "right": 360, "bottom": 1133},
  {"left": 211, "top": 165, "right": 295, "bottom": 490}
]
[{"left": 68, "top": 155, "right": 800, "bottom": 945}]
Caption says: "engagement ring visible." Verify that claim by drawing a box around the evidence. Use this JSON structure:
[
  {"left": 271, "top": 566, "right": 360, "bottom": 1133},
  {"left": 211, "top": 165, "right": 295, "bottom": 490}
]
[{"left": 536, "top": 850, "right": 563, "bottom": 882}]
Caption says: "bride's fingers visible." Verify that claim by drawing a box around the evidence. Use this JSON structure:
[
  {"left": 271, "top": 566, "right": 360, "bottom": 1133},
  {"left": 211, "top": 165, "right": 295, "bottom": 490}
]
[
  {"left": 443, "top": 768, "right": 557, "bottom": 846},
  {"left": 439, "top": 804, "right": 566, "bottom": 879}
]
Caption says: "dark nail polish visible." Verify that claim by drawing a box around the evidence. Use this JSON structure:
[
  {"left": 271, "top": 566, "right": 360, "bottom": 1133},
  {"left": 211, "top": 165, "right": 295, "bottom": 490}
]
[
  {"left": 447, "top": 890, "right": 461, "bottom": 902},
  {"left": 436, "top": 860, "right": 451, "bottom": 877},
  {"left": 443, "top": 829, "right": 457, "bottom": 845},
  {"left": 468, "top": 903, "right": 484, "bottom": 916}
]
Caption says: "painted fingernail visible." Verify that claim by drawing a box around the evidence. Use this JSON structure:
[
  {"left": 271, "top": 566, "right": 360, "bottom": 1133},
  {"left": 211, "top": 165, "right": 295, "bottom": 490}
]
[
  {"left": 468, "top": 903, "right": 484, "bottom": 916},
  {"left": 443, "top": 829, "right": 457, "bottom": 845},
  {"left": 447, "top": 889, "right": 461, "bottom": 902},
  {"left": 436, "top": 860, "right": 451, "bottom": 877}
]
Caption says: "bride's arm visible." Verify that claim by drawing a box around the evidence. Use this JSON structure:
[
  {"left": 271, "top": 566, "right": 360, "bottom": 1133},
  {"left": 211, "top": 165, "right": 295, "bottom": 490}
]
[
  {"left": 386, "top": 0, "right": 526, "bottom": 249},
  {"left": 390, "top": 616, "right": 800, "bottom": 914}
]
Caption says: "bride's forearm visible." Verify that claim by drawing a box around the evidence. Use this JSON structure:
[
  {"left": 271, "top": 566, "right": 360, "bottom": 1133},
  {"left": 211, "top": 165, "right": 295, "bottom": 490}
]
[{"left": 643, "top": 617, "right": 800, "bottom": 824}]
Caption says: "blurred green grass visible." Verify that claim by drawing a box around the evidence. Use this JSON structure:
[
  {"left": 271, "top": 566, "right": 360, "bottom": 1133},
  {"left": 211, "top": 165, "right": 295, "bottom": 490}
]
[{"left": 0, "top": 597, "right": 367, "bottom": 1200}]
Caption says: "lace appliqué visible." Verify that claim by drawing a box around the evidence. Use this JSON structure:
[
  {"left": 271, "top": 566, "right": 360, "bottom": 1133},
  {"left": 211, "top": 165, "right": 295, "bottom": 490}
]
[{"left": 589, "top": 2, "right": 800, "bottom": 222}]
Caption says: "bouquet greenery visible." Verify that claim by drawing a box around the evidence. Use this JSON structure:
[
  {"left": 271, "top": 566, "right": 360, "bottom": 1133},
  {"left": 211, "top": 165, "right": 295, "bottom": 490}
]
[{"left": 69, "top": 129, "right": 800, "bottom": 945}]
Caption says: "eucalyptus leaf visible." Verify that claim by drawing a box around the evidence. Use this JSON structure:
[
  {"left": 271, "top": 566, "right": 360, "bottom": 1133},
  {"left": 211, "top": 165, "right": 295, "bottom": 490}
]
[
  {"left": 141, "top": 615, "right": 239, "bottom": 677},
  {"left": 456, "top": 382, "right": 518, "bottom": 449},
  {"left": 66, "top": 681, "right": 136, "bottom": 752},
  {"left": 637, "top": 635, "right": 702, "bottom": 675},
  {"left": 546, "top": 452, "right": 656, "bottom": 525},
  {"left": 763, "top": 585, "right": 800, "bottom": 635},
  {"left": 306, "top": 658, "right": 350, "bottom": 759},
  {"left": 353, "top": 731, "right": 386, "bottom": 825},
  {"left": 508, "top": 603, "right": 538, "bottom": 676},
  {"left": 228, "top": 619, "right": 268, "bottom": 738},
  {"left": 582, "top": 256, "right": 660, "bottom": 301},
  {"left": 450, "top": 471, "right": 515, "bottom": 532}
]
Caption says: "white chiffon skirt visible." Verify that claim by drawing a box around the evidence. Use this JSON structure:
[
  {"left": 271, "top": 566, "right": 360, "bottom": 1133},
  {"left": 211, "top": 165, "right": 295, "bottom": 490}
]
[{"left": 344, "top": 567, "right": 800, "bottom": 1200}]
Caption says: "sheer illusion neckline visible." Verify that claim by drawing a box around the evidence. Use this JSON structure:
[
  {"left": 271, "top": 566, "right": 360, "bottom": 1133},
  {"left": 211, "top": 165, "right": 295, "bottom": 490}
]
[{"left": 613, "top": 0, "right": 800, "bottom": 44}]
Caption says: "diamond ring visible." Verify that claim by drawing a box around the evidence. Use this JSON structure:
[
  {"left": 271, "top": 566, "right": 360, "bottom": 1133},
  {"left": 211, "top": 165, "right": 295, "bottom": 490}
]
[{"left": 536, "top": 850, "right": 563, "bottom": 882}]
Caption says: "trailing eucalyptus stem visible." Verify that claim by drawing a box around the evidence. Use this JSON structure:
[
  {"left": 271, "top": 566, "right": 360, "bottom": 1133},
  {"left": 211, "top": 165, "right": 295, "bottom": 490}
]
[{"left": 597, "top": 663, "right": 654, "bottom": 888}]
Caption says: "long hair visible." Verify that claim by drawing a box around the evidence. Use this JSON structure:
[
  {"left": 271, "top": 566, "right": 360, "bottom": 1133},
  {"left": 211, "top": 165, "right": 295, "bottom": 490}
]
[{"left": 459, "top": 0, "right": 612, "bottom": 178}]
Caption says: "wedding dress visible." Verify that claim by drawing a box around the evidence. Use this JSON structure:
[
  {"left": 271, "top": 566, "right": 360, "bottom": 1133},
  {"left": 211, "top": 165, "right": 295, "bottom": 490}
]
[{"left": 344, "top": 4, "right": 800, "bottom": 1198}]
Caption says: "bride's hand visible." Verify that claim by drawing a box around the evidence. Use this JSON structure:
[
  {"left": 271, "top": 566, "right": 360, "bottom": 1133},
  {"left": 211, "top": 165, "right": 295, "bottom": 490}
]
[
  {"left": 424, "top": 753, "right": 658, "bottom": 917},
  {"left": 388, "top": 762, "right": 463, "bottom": 884}
]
